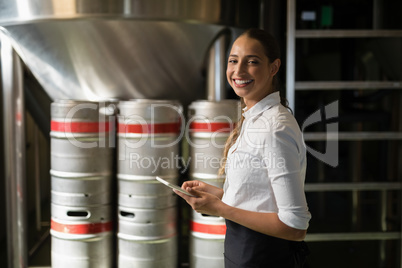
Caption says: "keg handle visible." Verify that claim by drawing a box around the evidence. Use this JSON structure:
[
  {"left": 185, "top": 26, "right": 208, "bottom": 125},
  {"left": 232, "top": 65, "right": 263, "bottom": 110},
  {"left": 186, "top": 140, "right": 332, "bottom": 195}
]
[
  {"left": 120, "top": 211, "right": 135, "bottom": 218},
  {"left": 67, "top": 210, "right": 90, "bottom": 219}
]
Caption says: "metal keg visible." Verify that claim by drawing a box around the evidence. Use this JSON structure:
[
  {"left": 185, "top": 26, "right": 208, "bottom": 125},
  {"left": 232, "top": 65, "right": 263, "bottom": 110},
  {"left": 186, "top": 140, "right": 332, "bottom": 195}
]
[
  {"left": 50, "top": 100, "right": 116, "bottom": 177},
  {"left": 51, "top": 203, "right": 113, "bottom": 231},
  {"left": 118, "top": 205, "right": 176, "bottom": 239},
  {"left": 118, "top": 234, "right": 177, "bottom": 268},
  {"left": 117, "top": 99, "right": 182, "bottom": 267},
  {"left": 118, "top": 174, "right": 177, "bottom": 196},
  {"left": 117, "top": 99, "right": 182, "bottom": 177},
  {"left": 50, "top": 100, "right": 116, "bottom": 267},
  {"left": 51, "top": 173, "right": 112, "bottom": 206},
  {"left": 118, "top": 174, "right": 177, "bottom": 209},
  {"left": 187, "top": 100, "right": 240, "bottom": 178},
  {"left": 190, "top": 211, "right": 226, "bottom": 268},
  {"left": 51, "top": 232, "right": 113, "bottom": 268},
  {"left": 117, "top": 100, "right": 182, "bottom": 208},
  {"left": 50, "top": 203, "right": 113, "bottom": 268},
  {"left": 186, "top": 100, "right": 238, "bottom": 268}
]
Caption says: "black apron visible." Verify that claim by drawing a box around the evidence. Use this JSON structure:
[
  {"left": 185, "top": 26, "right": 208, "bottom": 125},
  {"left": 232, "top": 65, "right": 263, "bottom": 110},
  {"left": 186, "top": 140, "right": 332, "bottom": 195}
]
[{"left": 224, "top": 220, "right": 309, "bottom": 268}]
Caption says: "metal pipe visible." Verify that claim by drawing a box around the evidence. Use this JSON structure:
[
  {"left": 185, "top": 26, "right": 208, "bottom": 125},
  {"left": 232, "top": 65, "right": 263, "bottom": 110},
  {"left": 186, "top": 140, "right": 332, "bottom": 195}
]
[
  {"left": 1, "top": 31, "right": 28, "bottom": 268},
  {"left": 286, "top": 0, "right": 296, "bottom": 112},
  {"left": 259, "top": 0, "right": 265, "bottom": 30},
  {"left": 207, "top": 33, "right": 227, "bottom": 102},
  {"left": 28, "top": 229, "right": 50, "bottom": 258},
  {"left": 373, "top": 0, "right": 382, "bottom": 30},
  {"left": 34, "top": 126, "right": 41, "bottom": 232},
  {"left": 379, "top": 190, "right": 387, "bottom": 267}
]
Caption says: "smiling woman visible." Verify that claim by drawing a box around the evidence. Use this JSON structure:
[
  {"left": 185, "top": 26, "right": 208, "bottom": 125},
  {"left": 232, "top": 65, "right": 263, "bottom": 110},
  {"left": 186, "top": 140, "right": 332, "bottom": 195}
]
[
  {"left": 226, "top": 34, "right": 280, "bottom": 109},
  {"left": 175, "top": 28, "right": 311, "bottom": 268}
]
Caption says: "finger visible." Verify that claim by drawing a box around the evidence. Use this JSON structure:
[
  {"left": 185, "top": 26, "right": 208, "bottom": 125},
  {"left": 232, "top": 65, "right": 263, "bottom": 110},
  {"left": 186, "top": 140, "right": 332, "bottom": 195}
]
[
  {"left": 181, "top": 180, "right": 200, "bottom": 189},
  {"left": 191, "top": 185, "right": 205, "bottom": 192},
  {"left": 173, "top": 188, "right": 187, "bottom": 199},
  {"left": 186, "top": 187, "right": 203, "bottom": 196},
  {"left": 173, "top": 188, "right": 195, "bottom": 201}
]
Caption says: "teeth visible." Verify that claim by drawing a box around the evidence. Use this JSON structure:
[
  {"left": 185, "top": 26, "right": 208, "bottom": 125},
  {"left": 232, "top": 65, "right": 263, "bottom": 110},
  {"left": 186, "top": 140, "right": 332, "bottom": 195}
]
[{"left": 235, "top": 79, "right": 253, "bottom": 85}]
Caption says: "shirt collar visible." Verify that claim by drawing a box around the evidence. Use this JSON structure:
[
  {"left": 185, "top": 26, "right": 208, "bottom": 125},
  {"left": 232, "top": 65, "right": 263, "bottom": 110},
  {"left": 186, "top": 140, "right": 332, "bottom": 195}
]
[{"left": 243, "top": 91, "right": 281, "bottom": 119}]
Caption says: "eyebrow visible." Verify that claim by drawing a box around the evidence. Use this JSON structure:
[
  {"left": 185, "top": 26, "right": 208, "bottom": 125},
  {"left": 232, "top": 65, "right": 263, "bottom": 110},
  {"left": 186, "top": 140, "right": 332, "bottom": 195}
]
[{"left": 229, "top": 54, "right": 262, "bottom": 59}]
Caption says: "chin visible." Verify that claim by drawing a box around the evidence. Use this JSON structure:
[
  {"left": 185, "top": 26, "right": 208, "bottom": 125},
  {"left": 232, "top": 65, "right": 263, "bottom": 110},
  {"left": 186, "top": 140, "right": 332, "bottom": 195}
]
[{"left": 233, "top": 89, "right": 249, "bottom": 99}]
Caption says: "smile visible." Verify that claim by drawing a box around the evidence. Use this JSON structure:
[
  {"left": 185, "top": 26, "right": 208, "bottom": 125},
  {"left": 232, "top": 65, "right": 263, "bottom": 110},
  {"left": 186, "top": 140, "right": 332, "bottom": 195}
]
[{"left": 234, "top": 79, "right": 253, "bottom": 86}]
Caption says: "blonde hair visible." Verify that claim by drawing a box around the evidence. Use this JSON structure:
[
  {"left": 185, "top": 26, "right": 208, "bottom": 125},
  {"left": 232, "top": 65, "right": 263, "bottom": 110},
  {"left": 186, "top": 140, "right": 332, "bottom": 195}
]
[{"left": 219, "top": 99, "right": 245, "bottom": 175}]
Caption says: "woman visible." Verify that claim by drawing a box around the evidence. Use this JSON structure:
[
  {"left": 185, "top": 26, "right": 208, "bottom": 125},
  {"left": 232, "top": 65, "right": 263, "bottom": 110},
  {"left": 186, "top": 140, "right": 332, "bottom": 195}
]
[{"left": 175, "top": 28, "right": 311, "bottom": 267}]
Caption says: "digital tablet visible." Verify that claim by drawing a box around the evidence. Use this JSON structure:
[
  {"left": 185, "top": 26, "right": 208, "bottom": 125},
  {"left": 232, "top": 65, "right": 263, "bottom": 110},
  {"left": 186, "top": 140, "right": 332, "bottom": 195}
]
[{"left": 155, "top": 176, "right": 196, "bottom": 197}]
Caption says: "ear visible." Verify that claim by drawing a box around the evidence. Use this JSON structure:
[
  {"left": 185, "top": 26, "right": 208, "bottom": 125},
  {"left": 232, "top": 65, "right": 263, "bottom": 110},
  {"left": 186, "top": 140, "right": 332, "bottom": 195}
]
[{"left": 270, "top": 59, "right": 281, "bottom": 76}]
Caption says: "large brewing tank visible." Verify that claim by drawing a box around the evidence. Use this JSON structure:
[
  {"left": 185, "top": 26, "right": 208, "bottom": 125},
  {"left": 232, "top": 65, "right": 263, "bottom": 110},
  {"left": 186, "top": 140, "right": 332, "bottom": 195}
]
[{"left": 0, "top": 0, "right": 259, "bottom": 105}]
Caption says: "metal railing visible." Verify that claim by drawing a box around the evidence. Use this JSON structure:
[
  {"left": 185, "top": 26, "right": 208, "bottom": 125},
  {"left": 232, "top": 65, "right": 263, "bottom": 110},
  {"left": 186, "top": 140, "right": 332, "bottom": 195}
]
[{"left": 286, "top": 0, "right": 402, "bottom": 266}]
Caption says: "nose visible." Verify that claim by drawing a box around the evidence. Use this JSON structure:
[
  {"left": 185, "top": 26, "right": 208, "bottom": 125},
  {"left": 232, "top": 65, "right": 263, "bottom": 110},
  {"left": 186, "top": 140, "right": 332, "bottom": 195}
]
[{"left": 233, "top": 61, "right": 247, "bottom": 76}]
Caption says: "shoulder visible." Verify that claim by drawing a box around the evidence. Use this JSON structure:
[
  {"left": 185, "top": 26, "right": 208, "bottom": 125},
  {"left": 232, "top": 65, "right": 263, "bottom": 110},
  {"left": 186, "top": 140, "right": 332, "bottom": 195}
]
[
  {"left": 248, "top": 104, "right": 305, "bottom": 153},
  {"left": 251, "top": 104, "right": 301, "bottom": 136}
]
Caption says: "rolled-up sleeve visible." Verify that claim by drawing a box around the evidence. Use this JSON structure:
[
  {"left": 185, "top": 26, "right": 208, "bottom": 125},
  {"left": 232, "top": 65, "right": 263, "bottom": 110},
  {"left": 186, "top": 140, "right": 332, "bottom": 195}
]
[{"left": 263, "top": 123, "right": 311, "bottom": 230}]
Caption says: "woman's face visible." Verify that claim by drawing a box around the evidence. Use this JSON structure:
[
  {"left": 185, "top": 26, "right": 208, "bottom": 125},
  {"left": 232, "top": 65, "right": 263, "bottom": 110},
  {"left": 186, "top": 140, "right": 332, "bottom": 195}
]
[{"left": 226, "top": 35, "right": 280, "bottom": 108}]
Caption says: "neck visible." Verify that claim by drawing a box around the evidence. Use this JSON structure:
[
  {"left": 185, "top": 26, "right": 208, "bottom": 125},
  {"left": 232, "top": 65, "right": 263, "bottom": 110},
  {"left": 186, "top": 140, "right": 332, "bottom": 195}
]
[
  {"left": 243, "top": 90, "right": 274, "bottom": 109},
  {"left": 243, "top": 98, "right": 258, "bottom": 109}
]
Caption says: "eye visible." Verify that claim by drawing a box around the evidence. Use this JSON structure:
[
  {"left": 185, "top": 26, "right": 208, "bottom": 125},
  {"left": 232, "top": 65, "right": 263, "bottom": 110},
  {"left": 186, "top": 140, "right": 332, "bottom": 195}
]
[
  {"left": 248, "top": 60, "right": 259, "bottom": 64},
  {"left": 228, "top": 59, "right": 237, "bottom": 64}
]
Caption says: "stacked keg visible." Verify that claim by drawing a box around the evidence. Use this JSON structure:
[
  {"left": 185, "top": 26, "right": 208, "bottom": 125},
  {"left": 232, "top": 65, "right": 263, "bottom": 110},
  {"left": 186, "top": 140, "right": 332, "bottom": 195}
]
[
  {"left": 187, "top": 100, "right": 240, "bottom": 268},
  {"left": 50, "top": 100, "right": 116, "bottom": 268},
  {"left": 117, "top": 99, "right": 182, "bottom": 267}
]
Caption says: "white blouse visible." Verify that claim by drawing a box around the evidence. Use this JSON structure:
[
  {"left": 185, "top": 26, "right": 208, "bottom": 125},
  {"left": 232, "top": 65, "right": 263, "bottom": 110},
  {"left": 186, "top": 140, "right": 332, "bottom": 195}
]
[{"left": 222, "top": 92, "right": 311, "bottom": 230}]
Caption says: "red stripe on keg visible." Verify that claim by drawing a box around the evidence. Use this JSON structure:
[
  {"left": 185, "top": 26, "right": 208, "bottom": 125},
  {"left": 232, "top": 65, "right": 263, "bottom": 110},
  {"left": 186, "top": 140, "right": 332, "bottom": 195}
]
[
  {"left": 51, "top": 219, "right": 113, "bottom": 234},
  {"left": 190, "top": 221, "right": 226, "bottom": 235},
  {"left": 118, "top": 122, "right": 181, "bottom": 134},
  {"left": 51, "top": 121, "right": 111, "bottom": 133},
  {"left": 189, "top": 122, "right": 235, "bottom": 133}
]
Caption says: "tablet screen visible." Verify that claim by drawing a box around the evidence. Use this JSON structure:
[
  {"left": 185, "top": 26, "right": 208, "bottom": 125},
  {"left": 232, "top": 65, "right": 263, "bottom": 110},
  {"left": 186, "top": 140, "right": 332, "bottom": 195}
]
[{"left": 155, "top": 177, "right": 195, "bottom": 197}]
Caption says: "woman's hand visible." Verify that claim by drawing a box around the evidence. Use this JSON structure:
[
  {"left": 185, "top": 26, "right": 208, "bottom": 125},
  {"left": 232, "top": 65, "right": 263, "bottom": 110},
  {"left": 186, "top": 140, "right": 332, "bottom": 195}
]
[
  {"left": 181, "top": 180, "right": 224, "bottom": 199},
  {"left": 175, "top": 181, "right": 306, "bottom": 241},
  {"left": 173, "top": 180, "right": 225, "bottom": 216}
]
